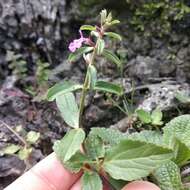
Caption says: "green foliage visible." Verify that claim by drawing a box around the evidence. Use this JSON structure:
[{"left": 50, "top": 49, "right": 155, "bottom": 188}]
[
  {"left": 1, "top": 125, "right": 40, "bottom": 161},
  {"left": 64, "top": 152, "right": 90, "bottom": 173},
  {"left": 47, "top": 9, "right": 190, "bottom": 190},
  {"left": 102, "top": 49, "right": 122, "bottom": 69},
  {"left": 94, "top": 81, "right": 123, "bottom": 96},
  {"left": 96, "top": 39, "right": 105, "bottom": 55},
  {"left": 7, "top": 51, "right": 27, "bottom": 78},
  {"left": 153, "top": 161, "right": 184, "bottom": 190},
  {"left": 136, "top": 108, "right": 163, "bottom": 126},
  {"left": 82, "top": 172, "right": 102, "bottom": 190},
  {"left": 35, "top": 60, "right": 50, "bottom": 86},
  {"left": 68, "top": 47, "right": 94, "bottom": 62},
  {"left": 128, "top": 1, "right": 190, "bottom": 36},
  {"left": 26, "top": 131, "right": 40, "bottom": 145},
  {"left": 103, "top": 139, "right": 173, "bottom": 181},
  {"left": 104, "top": 32, "right": 122, "bottom": 41},
  {"left": 87, "top": 65, "right": 97, "bottom": 89},
  {"left": 56, "top": 92, "right": 79, "bottom": 128},
  {"left": 53, "top": 128, "right": 85, "bottom": 162},
  {"left": 175, "top": 92, "right": 190, "bottom": 104},
  {"left": 163, "top": 115, "right": 190, "bottom": 165},
  {"left": 47, "top": 81, "right": 82, "bottom": 101}
]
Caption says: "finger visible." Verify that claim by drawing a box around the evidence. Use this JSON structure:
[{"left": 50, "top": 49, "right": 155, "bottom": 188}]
[
  {"left": 122, "top": 181, "right": 160, "bottom": 190},
  {"left": 5, "top": 153, "right": 82, "bottom": 190},
  {"left": 70, "top": 179, "right": 81, "bottom": 190}
]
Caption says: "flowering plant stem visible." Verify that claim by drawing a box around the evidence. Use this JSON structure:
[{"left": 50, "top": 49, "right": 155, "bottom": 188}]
[{"left": 79, "top": 45, "right": 96, "bottom": 128}]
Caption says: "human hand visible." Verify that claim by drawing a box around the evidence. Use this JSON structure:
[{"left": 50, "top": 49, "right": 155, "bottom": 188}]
[{"left": 5, "top": 153, "right": 160, "bottom": 190}]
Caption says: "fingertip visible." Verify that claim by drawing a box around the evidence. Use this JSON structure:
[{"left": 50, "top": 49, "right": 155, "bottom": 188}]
[
  {"left": 70, "top": 179, "right": 81, "bottom": 190},
  {"left": 122, "top": 181, "right": 160, "bottom": 190},
  {"left": 5, "top": 153, "right": 81, "bottom": 190}
]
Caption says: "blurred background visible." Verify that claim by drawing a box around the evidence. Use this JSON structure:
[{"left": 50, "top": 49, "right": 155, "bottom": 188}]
[{"left": 0, "top": 0, "right": 190, "bottom": 188}]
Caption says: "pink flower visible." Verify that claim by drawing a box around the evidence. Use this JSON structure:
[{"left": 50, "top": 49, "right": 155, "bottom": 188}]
[{"left": 69, "top": 30, "right": 88, "bottom": 52}]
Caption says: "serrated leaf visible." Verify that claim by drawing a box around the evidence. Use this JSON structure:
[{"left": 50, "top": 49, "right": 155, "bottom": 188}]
[
  {"left": 56, "top": 92, "right": 79, "bottom": 128},
  {"left": 85, "top": 134, "right": 105, "bottom": 159},
  {"left": 64, "top": 151, "right": 91, "bottom": 173},
  {"left": 103, "top": 49, "right": 122, "bottom": 68},
  {"left": 163, "top": 115, "right": 190, "bottom": 149},
  {"left": 175, "top": 92, "right": 190, "bottom": 104},
  {"left": 136, "top": 109, "right": 152, "bottom": 124},
  {"left": 96, "top": 38, "right": 105, "bottom": 55},
  {"left": 151, "top": 108, "right": 163, "bottom": 125},
  {"left": 68, "top": 47, "right": 93, "bottom": 62},
  {"left": 94, "top": 81, "right": 123, "bottom": 96},
  {"left": 53, "top": 128, "right": 85, "bottom": 162},
  {"left": 47, "top": 81, "right": 82, "bottom": 101},
  {"left": 163, "top": 115, "right": 190, "bottom": 165},
  {"left": 153, "top": 161, "right": 183, "bottom": 190},
  {"left": 104, "top": 32, "right": 122, "bottom": 41},
  {"left": 89, "top": 127, "right": 126, "bottom": 146},
  {"left": 26, "top": 131, "right": 40, "bottom": 144},
  {"left": 80, "top": 25, "right": 96, "bottom": 31},
  {"left": 88, "top": 65, "right": 97, "bottom": 89},
  {"left": 128, "top": 130, "right": 164, "bottom": 147},
  {"left": 3, "top": 144, "right": 21, "bottom": 155},
  {"left": 103, "top": 139, "right": 173, "bottom": 181},
  {"left": 82, "top": 172, "right": 102, "bottom": 190},
  {"left": 174, "top": 140, "right": 190, "bottom": 166},
  {"left": 18, "top": 147, "right": 32, "bottom": 160}
]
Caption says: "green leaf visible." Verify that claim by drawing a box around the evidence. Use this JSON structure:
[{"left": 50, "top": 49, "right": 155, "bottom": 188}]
[
  {"left": 53, "top": 128, "right": 85, "bottom": 162},
  {"left": 68, "top": 47, "right": 93, "bottom": 62},
  {"left": 80, "top": 25, "right": 96, "bottom": 31},
  {"left": 82, "top": 172, "right": 102, "bottom": 190},
  {"left": 56, "top": 92, "right": 79, "bottom": 128},
  {"left": 108, "top": 177, "right": 126, "bottom": 190},
  {"left": 104, "top": 32, "right": 122, "bottom": 41},
  {"left": 26, "top": 131, "right": 40, "bottom": 144},
  {"left": 64, "top": 151, "right": 91, "bottom": 173},
  {"left": 151, "top": 108, "right": 163, "bottom": 125},
  {"left": 89, "top": 127, "right": 126, "bottom": 146},
  {"left": 174, "top": 140, "right": 190, "bottom": 166},
  {"left": 94, "top": 81, "right": 123, "bottom": 96},
  {"left": 85, "top": 134, "right": 105, "bottom": 160},
  {"left": 163, "top": 115, "right": 190, "bottom": 165},
  {"left": 153, "top": 161, "right": 183, "bottom": 190},
  {"left": 102, "top": 49, "right": 122, "bottom": 68},
  {"left": 18, "top": 147, "right": 32, "bottom": 160},
  {"left": 100, "top": 9, "right": 107, "bottom": 24},
  {"left": 175, "top": 92, "right": 190, "bottom": 104},
  {"left": 136, "top": 109, "right": 152, "bottom": 124},
  {"left": 96, "top": 38, "right": 105, "bottom": 55},
  {"left": 163, "top": 115, "right": 190, "bottom": 149},
  {"left": 3, "top": 144, "right": 21, "bottom": 155},
  {"left": 109, "top": 20, "right": 120, "bottom": 25},
  {"left": 88, "top": 65, "right": 97, "bottom": 89},
  {"left": 47, "top": 81, "right": 82, "bottom": 101},
  {"left": 128, "top": 130, "right": 164, "bottom": 147},
  {"left": 103, "top": 139, "right": 173, "bottom": 181}
]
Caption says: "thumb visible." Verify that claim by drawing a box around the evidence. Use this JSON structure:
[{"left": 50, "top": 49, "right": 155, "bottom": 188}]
[{"left": 122, "top": 181, "right": 160, "bottom": 190}]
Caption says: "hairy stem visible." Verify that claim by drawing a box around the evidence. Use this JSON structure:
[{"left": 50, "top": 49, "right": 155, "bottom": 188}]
[{"left": 79, "top": 48, "right": 96, "bottom": 128}]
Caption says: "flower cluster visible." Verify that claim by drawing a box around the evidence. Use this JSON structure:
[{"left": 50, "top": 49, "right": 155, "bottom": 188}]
[{"left": 68, "top": 30, "right": 89, "bottom": 52}]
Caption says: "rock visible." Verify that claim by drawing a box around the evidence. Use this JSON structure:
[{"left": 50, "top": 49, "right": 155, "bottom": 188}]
[
  {"left": 128, "top": 56, "right": 159, "bottom": 82},
  {"left": 137, "top": 81, "right": 190, "bottom": 111},
  {"left": 0, "top": 156, "right": 25, "bottom": 177}
]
